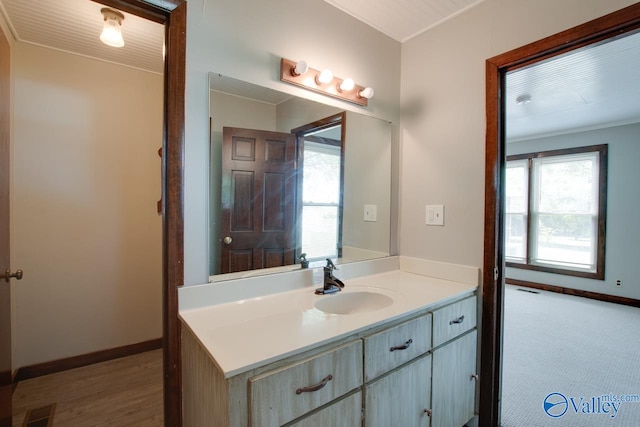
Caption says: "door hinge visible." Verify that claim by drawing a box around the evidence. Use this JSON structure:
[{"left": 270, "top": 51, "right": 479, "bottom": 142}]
[{"left": 494, "top": 266, "right": 499, "bottom": 281}]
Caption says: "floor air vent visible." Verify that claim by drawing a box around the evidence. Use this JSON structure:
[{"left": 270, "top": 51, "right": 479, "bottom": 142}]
[
  {"left": 22, "top": 403, "right": 56, "bottom": 427},
  {"left": 516, "top": 288, "right": 540, "bottom": 294}
]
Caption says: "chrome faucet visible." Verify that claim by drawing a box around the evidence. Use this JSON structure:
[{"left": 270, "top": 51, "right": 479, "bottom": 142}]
[{"left": 315, "top": 258, "right": 345, "bottom": 295}]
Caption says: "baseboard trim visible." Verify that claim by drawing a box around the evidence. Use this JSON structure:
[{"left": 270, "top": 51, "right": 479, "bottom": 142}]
[
  {"left": 505, "top": 278, "right": 640, "bottom": 308},
  {"left": 14, "top": 338, "right": 162, "bottom": 382}
]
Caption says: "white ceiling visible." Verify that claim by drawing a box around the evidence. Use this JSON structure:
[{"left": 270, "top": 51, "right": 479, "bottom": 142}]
[
  {"left": 506, "top": 31, "right": 640, "bottom": 141},
  {"left": 2, "top": 0, "right": 639, "bottom": 140},
  {"left": 0, "top": 0, "right": 164, "bottom": 74},
  {"left": 322, "top": 0, "right": 484, "bottom": 42}
]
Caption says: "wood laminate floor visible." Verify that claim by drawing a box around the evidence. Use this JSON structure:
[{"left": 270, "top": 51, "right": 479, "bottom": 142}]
[{"left": 12, "top": 349, "right": 163, "bottom": 427}]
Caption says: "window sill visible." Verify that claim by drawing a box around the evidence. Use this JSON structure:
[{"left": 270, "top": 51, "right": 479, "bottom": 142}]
[{"left": 505, "top": 261, "right": 603, "bottom": 280}]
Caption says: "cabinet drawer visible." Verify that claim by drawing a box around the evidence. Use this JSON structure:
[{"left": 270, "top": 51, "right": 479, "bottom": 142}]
[
  {"left": 363, "top": 314, "right": 431, "bottom": 381},
  {"left": 249, "top": 341, "right": 363, "bottom": 427},
  {"left": 432, "top": 296, "right": 477, "bottom": 347},
  {"left": 289, "top": 391, "right": 362, "bottom": 427}
]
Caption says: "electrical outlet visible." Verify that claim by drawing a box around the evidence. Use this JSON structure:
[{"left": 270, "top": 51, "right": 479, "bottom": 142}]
[
  {"left": 364, "top": 205, "right": 377, "bottom": 222},
  {"left": 616, "top": 279, "right": 623, "bottom": 287}
]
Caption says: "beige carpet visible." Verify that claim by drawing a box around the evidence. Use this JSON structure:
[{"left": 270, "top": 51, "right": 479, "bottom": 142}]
[{"left": 501, "top": 285, "right": 640, "bottom": 427}]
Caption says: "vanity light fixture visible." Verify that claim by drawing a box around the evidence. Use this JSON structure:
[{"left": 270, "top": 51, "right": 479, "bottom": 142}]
[
  {"left": 280, "top": 57, "right": 374, "bottom": 107},
  {"left": 100, "top": 8, "right": 125, "bottom": 48}
]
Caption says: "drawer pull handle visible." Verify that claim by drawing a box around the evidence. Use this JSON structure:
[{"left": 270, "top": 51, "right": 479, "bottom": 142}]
[
  {"left": 390, "top": 338, "right": 413, "bottom": 352},
  {"left": 296, "top": 374, "right": 333, "bottom": 394},
  {"left": 449, "top": 315, "right": 465, "bottom": 325}
]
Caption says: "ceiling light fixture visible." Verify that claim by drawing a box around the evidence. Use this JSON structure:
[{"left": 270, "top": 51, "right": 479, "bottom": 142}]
[
  {"left": 100, "top": 8, "right": 125, "bottom": 48},
  {"left": 280, "top": 58, "right": 374, "bottom": 107},
  {"left": 515, "top": 94, "right": 532, "bottom": 105}
]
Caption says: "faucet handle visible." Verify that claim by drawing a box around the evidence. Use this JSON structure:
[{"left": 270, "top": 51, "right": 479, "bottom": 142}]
[{"left": 325, "top": 258, "right": 337, "bottom": 271}]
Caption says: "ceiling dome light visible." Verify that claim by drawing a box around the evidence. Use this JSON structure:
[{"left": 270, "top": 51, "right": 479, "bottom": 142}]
[
  {"left": 515, "top": 94, "right": 532, "bottom": 105},
  {"left": 338, "top": 78, "right": 355, "bottom": 92},
  {"left": 100, "top": 8, "right": 125, "bottom": 48},
  {"left": 316, "top": 69, "right": 333, "bottom": 85},
  {"left": 358, "top": 87, "right": 375, "bottom": 99}
]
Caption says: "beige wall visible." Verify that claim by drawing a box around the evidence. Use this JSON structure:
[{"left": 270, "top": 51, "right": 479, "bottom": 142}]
[
  {"left": 12, "top": 43, "right": 163, "bottom": 367},
  {"left": 342, "top": 112, "right": 391, "bottom": 255},
  {"left": 185, "top": 0, "right": 402, "bottom": 285},
  {"left": 398, "top": 0, "right": 639, "bottom": 270}
]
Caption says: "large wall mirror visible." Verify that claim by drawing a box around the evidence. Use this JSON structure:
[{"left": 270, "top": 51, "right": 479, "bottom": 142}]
[{"left": 209, "top": 73, "right": 392, "bottom": 280}]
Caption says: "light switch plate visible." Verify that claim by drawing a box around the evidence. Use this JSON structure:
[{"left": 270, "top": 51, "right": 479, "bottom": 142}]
[
  {"left": 426, "top": 205, "right": 444, "bottom": 226},
  {"left": 364, "top": 204, "right": 377, "bottom": 222}
]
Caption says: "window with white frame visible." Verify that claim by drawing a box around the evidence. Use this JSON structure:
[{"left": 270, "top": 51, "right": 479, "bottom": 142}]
[{"left": 505, "top": 145, "right": 607, "bottom": 279}]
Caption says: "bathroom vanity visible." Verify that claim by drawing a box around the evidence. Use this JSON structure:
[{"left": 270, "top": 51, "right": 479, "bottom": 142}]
[{"left": 179, "top": 257, "right": 478, "bottom": 427}]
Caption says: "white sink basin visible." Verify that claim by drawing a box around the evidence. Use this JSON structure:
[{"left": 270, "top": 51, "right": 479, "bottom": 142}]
[{"left": 314, "top": 291, "right": 394, "bottom": 315}]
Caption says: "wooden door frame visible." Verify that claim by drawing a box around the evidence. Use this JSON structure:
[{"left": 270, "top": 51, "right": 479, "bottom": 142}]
[
  {"left": 292, "top": 112, "right": 346, "bottom": 261},
  {"left": 95, "top": 1, "right": 185, "bottom": 426},
  {"left": 480, "top": 3, "right": 640, "bottom": 426}
]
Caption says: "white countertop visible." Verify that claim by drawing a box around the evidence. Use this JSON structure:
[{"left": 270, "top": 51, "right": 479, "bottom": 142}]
[{"left": 179, "top": 269, "right": 477, "bottom": 378}]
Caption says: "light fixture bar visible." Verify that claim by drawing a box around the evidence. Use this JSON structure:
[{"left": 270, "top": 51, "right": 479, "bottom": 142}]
[{"left": 280, "top": 58, "right": 372, "bottom": 107}]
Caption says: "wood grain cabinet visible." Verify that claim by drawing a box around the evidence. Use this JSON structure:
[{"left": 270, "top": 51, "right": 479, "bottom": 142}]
[
  {"left": 288, "top": 392, "right": 362, "bottom": 427},
  {"left": 432, "top": 331, "right": 477, "bottom": 427},
  {"left": 364, "top": 354, "right": 432, "bottom": 427},
  {"left": 249, "top": 341, "right": 362, "bottom": 427},
  {"left": 181, "top": 293, "right": 478, "bottom": 427},
  {"left": 430, "top": 295, "right": 478, "bottom": 427}
]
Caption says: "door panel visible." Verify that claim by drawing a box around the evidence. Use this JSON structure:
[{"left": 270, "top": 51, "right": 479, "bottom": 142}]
[
  {"left": 0, "top": 23, "right": 12, "bottom": 426},
  {"left": 221, "top": 127, "right": 296, "bottom": 274}
]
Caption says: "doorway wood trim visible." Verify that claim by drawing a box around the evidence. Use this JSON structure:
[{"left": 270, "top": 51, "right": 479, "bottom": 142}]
[
  {"left": 93, "top": 1, "right": 186, "bottom": 426},
  {"left": 480, "top": 4, "right": 640, "bottom": 426}
]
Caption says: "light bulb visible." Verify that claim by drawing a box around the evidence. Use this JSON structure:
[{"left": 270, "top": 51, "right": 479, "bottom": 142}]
[
  {"left": 100, "top": 9, "right": 125, "bottom": 48},
  {"left": 358, "top": 87, "right": 375, "bottom": 99},
  {"left": 339, "top": 78, "right": 355, "bottom": 92},
  {"left": 293, "top": 60, "right": 308, "bottom": 76},
  {"left": 316, "top": 69, "right": 333, "bottom": 85}
]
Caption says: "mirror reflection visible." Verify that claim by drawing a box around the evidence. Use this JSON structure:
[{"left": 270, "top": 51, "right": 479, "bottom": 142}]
[{"left": 209, "top": 73, "right": 392, "bottom": 280}]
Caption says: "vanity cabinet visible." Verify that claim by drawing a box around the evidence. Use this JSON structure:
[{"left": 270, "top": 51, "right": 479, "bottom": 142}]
[{"left": 181, "top": 292, "right": 478, "bottom": 427}]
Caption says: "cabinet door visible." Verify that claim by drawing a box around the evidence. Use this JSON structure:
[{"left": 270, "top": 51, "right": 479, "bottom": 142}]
[
  {"left": 364, "top": 354, "right": 432, "bottom": 427},
  {"left": 289, "top": 392, "right": 362, "bottom": 427},
  {"left": 431, "top": 330, "right": 477, "bottom": 427}
]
